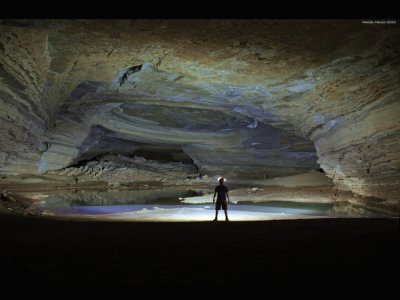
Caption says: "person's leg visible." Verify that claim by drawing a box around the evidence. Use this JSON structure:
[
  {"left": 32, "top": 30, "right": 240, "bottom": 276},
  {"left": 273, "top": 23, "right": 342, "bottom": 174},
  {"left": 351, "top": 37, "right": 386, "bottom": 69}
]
[
  {"left": 224, "top": 209, "right": 229, "bottom": 221},
  {"left": 214, "top": 202, "right": 222, "bottom": 221}
]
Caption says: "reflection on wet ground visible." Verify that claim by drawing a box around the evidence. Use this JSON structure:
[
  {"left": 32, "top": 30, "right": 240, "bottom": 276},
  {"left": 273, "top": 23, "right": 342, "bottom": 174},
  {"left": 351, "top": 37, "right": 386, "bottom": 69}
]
[
  {"left": 38, "top": 187, "right": 202, "bottom": 206},
  {"left": 31, "top": 188, "right": 334, "bottom": 221}
]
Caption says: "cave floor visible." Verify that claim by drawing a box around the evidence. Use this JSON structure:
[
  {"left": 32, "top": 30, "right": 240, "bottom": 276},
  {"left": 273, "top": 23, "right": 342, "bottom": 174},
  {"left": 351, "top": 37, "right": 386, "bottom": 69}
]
[
  {"left": 2, "top": 183, "right": 338, "bottom": 221},
  {"left": 0, "top": 214, "right": 397, "bottom": 287}
]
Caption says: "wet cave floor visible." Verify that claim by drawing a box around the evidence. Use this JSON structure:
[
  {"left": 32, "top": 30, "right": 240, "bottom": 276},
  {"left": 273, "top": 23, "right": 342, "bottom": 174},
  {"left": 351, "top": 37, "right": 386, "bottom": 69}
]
[{"left": 14, "top": 185, "right": 336, "bottom": 221}]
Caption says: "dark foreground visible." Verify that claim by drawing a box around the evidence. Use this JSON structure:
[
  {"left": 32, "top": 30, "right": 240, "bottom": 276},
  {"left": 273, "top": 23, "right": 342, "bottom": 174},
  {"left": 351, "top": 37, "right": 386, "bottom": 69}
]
[{"left": 0, "top": 214, "right": 398, "bottom": 287}]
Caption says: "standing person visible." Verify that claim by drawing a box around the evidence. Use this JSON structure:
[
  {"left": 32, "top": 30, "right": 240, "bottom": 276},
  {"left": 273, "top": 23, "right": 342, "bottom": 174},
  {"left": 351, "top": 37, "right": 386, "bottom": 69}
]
[{"left": 213, "top": 177, "right": 230, "bottom": 221}]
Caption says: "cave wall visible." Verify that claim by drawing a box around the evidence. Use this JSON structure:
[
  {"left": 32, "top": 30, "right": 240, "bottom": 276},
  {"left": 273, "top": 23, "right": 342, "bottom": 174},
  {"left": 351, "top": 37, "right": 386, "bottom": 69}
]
[
  {"left": 0, "top": 20, "right": 399, "bottom": 211},
  {"left": 0, "top": 24, "right": 50, "bottom": 175},
  {"left": 266, "top": 33, "right": 400, "bottom": 203}
]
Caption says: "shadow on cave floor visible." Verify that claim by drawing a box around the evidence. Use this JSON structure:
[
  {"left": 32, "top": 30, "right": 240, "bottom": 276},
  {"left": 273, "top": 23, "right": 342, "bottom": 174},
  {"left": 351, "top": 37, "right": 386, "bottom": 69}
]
[{"left": 0, "top": 214, "right": 397, "bottom": 287}]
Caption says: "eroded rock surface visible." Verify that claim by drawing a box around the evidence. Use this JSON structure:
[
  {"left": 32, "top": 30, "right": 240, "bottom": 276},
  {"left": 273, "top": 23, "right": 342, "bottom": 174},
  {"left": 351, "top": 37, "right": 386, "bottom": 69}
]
[{"left": 0, "top": 20, "right": 399, "bottom": 215}]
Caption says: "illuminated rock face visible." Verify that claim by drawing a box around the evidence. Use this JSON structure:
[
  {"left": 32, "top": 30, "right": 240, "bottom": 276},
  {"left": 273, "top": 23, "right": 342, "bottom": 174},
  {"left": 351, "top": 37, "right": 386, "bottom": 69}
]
[{"left": 0, "top": 20, "right": 399, "bottom": 213}]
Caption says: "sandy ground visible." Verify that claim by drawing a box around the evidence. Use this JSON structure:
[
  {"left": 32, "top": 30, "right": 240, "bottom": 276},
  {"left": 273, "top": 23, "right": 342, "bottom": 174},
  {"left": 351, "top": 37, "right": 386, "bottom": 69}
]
[{"left": 0, "top": 213, "right": 398, "bottom": 287}]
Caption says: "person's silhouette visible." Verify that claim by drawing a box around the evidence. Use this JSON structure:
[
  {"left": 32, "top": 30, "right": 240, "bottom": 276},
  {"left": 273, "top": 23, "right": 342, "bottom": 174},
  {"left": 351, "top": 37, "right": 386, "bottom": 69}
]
[{"left": 213, "top": 177, "right": 230, "bottom": 221}]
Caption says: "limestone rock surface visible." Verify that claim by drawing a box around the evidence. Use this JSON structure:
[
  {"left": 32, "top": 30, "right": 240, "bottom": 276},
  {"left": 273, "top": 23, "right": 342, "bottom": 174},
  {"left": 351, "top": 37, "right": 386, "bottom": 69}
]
[{"left": 1, "top": 20, "right": 399, "bottom": 215}]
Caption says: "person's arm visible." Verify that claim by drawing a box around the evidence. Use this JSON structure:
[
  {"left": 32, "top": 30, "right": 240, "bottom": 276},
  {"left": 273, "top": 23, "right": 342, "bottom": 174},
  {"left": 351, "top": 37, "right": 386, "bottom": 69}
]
[
  {"left": 226, "top": 191, "right": 230, "bottom": 203},
  {"left": 213, "top": 190, "right": 216, "bottom": 202}
]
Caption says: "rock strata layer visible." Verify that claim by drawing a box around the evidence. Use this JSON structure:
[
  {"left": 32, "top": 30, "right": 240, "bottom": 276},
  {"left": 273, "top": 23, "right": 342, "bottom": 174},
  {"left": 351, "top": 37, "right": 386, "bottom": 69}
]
[{"left": 0, "top": 20, "right": 399, "bottom": 215}]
